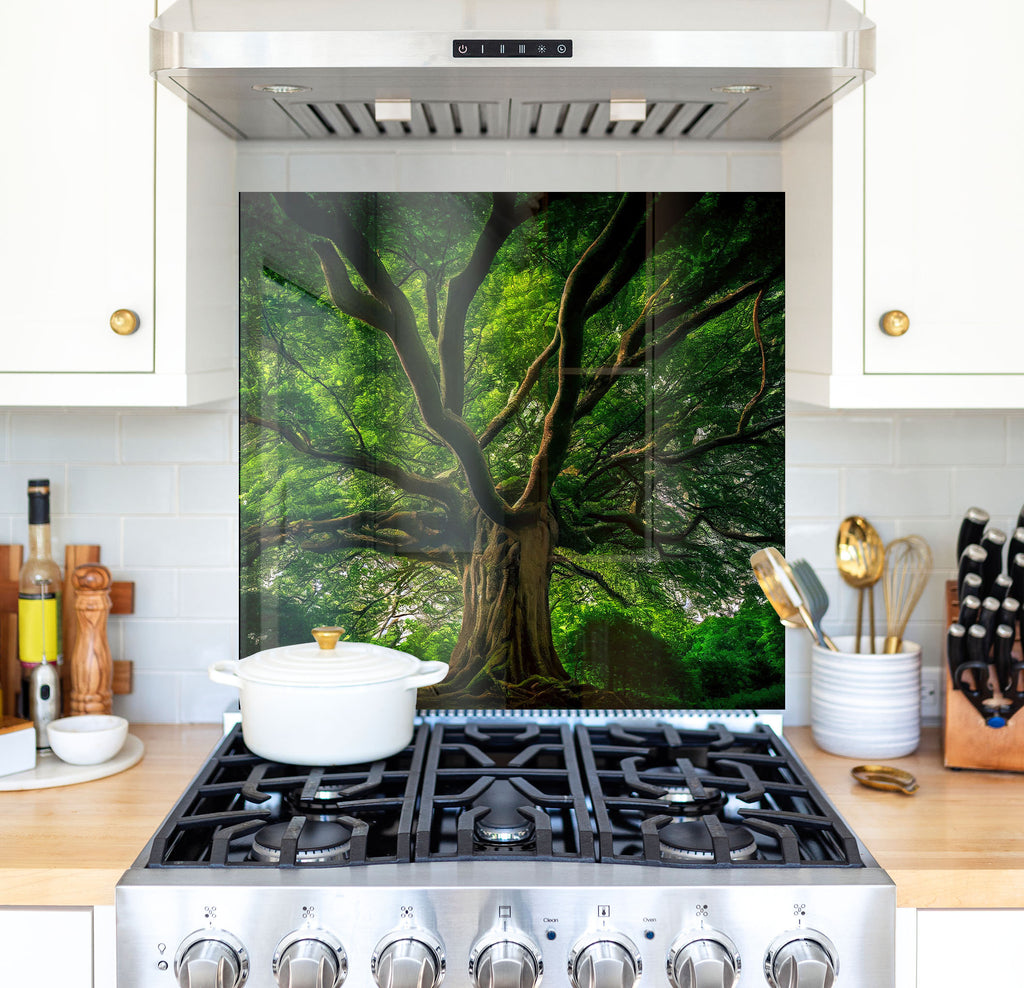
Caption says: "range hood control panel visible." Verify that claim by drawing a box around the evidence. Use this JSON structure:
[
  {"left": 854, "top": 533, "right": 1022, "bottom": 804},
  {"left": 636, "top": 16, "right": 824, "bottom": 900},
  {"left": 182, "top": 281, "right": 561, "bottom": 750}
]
[{"left": 452, "top": 40, "right": 573, "bottom": 58}]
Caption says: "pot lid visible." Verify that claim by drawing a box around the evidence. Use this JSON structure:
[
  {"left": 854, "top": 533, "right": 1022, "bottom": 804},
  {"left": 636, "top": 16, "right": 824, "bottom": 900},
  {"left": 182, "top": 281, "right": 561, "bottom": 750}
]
[{"left": 239, "top": 628, "right": 425, "bottom": 687}]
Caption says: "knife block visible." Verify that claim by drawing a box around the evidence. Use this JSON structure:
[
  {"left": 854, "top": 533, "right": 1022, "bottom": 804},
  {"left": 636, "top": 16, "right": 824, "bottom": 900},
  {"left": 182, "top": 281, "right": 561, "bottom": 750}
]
[{"left": 943, "top": 580, "right": 1024, "bottom": 772}]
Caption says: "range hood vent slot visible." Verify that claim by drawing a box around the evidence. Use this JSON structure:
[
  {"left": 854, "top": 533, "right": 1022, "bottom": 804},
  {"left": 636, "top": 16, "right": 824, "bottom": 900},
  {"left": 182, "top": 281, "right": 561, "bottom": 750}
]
[
  {"left": 512, "top": 100, "right": 734, "bottom": 139},
  {"left": 281, "top": 100, "right": 507, "bottom": 139}
]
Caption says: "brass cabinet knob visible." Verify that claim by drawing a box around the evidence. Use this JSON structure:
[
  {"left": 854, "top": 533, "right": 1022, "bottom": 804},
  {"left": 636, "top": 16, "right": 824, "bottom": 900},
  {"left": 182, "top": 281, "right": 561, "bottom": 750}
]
[
  {"left": 880, "top": 310, "right": 910, "bottom": 337},
  {"left": 109, "top": 309, "right": 140, "bottom": 336}
]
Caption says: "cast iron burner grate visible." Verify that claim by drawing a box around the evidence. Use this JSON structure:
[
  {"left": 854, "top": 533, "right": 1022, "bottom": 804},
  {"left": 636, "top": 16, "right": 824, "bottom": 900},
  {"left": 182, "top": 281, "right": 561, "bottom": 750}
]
[{"left": 142, "top": 720, "right": 863, "bottom": 870}]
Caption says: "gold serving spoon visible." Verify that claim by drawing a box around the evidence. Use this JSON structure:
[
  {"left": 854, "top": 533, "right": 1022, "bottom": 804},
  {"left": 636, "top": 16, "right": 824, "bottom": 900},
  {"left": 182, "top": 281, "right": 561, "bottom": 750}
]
[
  {"left": 836, "top": 516, "right": 886, "bottom": 653},
  {"left": 751, "top": 548, "right": 839, "bottom": 651}
]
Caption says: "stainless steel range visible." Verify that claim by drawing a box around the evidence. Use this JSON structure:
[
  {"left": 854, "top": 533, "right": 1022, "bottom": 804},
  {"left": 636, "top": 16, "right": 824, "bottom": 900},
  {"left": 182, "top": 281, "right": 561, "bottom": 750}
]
[{"left": 116, "top": 714, "right": 894, "bottom": 988}]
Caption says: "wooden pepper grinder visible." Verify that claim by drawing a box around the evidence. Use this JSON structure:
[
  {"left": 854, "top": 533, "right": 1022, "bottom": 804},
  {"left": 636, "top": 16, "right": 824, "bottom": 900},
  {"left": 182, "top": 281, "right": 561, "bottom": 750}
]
[{"left": 69, "top": 564, "right": 113, "bottom": 715}]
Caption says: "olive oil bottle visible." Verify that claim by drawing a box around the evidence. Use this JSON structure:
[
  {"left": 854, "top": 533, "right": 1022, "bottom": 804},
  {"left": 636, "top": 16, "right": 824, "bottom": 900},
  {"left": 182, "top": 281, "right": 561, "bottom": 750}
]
[{"left": 18, "top": 479, "right": 62, "bottom": 726}]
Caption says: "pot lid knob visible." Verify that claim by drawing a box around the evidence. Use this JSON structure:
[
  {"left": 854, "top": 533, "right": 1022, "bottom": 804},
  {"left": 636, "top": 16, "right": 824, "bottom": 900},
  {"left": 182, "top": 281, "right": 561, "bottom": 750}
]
[{"left": 311, "top": 626, "right": 345, "bottom": 650}]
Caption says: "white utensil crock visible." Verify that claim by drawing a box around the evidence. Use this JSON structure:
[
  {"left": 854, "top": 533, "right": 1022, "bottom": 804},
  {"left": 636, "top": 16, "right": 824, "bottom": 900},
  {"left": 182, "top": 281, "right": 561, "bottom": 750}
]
[
  {"left": 810, "top": 635, "right": 921, "bottom": 759},
  {"left": 209, "top": 638, "right": 448, "bottom": 765}
]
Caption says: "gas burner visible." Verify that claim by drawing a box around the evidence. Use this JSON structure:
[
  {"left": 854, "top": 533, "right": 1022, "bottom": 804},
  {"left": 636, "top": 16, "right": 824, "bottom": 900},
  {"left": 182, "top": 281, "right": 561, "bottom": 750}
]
[
  {"left": 658, "top": 821, "right": 758, "bottom": 863},
  {"left": 471, "top": 780, "right": 536, "bottom": 845},
  {"left": 251, "top": 820, "right": 352, "bottom": 864},
  {"left": 656, "top": 785, "right": 728, "bottom": 818}
]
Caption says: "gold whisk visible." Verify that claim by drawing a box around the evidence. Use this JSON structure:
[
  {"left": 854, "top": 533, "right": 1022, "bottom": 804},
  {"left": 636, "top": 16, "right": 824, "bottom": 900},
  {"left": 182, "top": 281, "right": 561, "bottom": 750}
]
[{"left": 882, "top": 535, "right": 933, "bottom": 654}]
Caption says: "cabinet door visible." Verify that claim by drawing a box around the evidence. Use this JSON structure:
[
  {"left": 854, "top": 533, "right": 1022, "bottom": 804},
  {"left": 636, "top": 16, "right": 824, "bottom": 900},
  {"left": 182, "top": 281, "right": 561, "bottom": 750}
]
[
  {"left": 862, "top": 0, "right": 1024, "bottom": 376},
  {"left": 916, "top": 910, "right": 1022, "bottom": 985},
  {"left": 0, "top": 0, "right": 154, "bottom": 373},
  {"left": 0, "top": 907, "right": 94, "bottom": 987}
]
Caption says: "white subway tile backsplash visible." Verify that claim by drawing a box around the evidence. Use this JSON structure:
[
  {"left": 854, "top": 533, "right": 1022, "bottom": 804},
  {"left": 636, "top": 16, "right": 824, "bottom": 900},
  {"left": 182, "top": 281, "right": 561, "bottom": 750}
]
[
  {"left": 124, "top": 619, "right": 237, "bottom": 672},
  {"left": 844, "top": 468, "right": 951, "bottom": 518},
  {"left": 950, "top": 467, "right": 1024, "bottom": 523},
  {"left": 287, "top": 153, "right": 399, "bottom": 191},
  {"left": 728, "top": 153, "right": 782, "bottom": 190},
  {"left": 1007, "top": 416, "right": 1024, "bottom": 464},
  {"left": 68, "top": 466, "right": 176, "bottom": 515},
  {"left": 617, "top": 153, "right": 728, "bottom": 191},
  {"left": 0, "top": 465, "right": 66, "bottom": 514},
  {"left": 180, "top": 465, "right": 237, "bottom": 515},
  {"left": 899, "top": 414, "right": 1006, "bottom": 465},
  {"left": 113, "top": 671, "right": 181, "bottom": 724},
  {"left": 396, "top": 153, "right": 511, "bottom": 190},
  {"left": 117, "top": 569, "right": 181, "bottom": 619},
  {"left": 10, "top": 413, "right": 117, "bottom": 463},
  {"left": 124, "top": 517, "right": 235, "bottom": 567},
  {"left": 180, "top": 569, "right": 238, "bottom": 619},
  {"left": 236, "top": 152, "right": 288, "bottom": 191},
  {"left": 508, "top": 152, "right": 618, "bottom": 191},
  {"left": 121, "top": 413, "right": 230, "bottom": 463},
  {"left": 787, "top": 415, "right": 892, "bottom": 466},
  {"left": 784, "top": 467, "right": 840, "bottom": 518}
]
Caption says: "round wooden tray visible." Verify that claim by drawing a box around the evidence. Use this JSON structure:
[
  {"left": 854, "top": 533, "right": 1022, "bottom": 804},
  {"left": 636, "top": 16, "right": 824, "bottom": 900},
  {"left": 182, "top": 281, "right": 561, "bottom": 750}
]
[{"left": 0, "top": 734, "right": 143, "bottom": 791}]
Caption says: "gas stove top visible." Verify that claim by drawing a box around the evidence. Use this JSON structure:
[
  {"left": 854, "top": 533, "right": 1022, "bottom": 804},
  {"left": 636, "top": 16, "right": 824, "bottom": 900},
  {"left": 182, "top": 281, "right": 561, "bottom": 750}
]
[{"left": 117, "top": 716, "right": 895, "bottom": 988}]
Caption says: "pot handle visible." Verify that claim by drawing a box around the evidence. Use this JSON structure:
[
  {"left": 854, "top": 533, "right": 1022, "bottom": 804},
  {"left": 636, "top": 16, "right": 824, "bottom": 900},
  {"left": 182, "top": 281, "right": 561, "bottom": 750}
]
[
  {"left": 209, "top": 660, "right": 243, "bottom": 689},
  {"left": 405, "top": 660, "right": 449, "bottom": 690}
]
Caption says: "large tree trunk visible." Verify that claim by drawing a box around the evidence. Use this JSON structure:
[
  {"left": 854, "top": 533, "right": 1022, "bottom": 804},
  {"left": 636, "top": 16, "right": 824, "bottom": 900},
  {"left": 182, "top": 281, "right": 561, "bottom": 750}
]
[{"left": 433, "top": 508, "right": 568, "bottom": 704}]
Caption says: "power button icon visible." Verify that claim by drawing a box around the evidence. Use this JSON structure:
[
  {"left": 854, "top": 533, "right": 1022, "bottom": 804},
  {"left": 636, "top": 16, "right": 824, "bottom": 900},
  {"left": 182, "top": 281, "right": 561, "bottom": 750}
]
[
  {"left": 457, "top": 44, "right": 468, "bottom": 54},
  {"left": 556, "top": 44, "right": 567, "bottom": 54}
]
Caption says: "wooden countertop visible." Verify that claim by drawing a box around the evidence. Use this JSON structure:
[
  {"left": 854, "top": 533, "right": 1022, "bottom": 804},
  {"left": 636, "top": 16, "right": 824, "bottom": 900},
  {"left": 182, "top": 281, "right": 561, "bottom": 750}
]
[
  {"left": 1, "top": 724, "right": 1021, "bottom": 909},
  {"left": 786, "top": 726, "right": 1024, "bottom": 909},
  {"left": 0, "top": 724, "right": 221, "bottom": 907}
]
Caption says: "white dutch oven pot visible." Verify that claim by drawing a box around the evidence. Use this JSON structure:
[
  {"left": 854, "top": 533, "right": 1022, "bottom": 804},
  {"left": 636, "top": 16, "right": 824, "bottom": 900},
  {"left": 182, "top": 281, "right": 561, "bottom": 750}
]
[{"left": 209, "top": 627, "right": 448, "bottom": 765}]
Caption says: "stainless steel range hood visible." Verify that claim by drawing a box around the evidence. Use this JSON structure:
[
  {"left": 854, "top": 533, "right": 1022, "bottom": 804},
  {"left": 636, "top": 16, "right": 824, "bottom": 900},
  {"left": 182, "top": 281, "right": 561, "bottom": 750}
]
[{"left": 151, "top": 0, "right": 874, "bottom": 142}]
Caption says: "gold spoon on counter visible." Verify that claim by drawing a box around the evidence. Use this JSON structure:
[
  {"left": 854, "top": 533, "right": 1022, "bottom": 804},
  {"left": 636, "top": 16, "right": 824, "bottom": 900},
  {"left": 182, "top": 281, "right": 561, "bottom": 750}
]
[{"left": 836, "top": 516, "right": 886, "bottom": 653}]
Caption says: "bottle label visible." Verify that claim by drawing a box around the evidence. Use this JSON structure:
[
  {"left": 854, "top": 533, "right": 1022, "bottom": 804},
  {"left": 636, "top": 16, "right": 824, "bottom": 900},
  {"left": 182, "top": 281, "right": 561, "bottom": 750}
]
[{"left": 18, "top": 595, "right": 61, "bottom": 667}]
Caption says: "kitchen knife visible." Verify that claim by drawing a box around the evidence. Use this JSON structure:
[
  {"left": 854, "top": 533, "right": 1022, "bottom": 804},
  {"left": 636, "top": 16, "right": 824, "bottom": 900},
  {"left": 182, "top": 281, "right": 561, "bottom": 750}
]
[
  {"left": 961, "top": 624, "right": 993, "bottom": 697},
  {"left": 1017, "top": 504, "right": 1024, "bottom": 534},
  {"left": 994, "top": 623, "right": 1016, "bottom": 695},
  {"left": 978, "top": 596, "right": 1002, "bottom": 652},
  {"left": 990, "top": 573, "right": 1014, "bottom": 603},
  {"left": 1009, "top": 527, "right": 1024, "bottom": 568},
  {"left": 960, "top": 572, "right": 983, "bottom": 604},
  {"left": 957, "top": 506, "right": 990, "bottom": 561},
  {"left": 958, "top": 544, "right": 988, "bottom": 599},
  {"left": 946, "top": 623, "right": 966, "bottom": 689},
  {"left": 980, "top": 528, "right": 1008, "bottom": 589},
  {"left": 957, "top": 593, "right": 982, "bottom": 628},
  {"left": 998, "top": 595, "right": 1020, "bottom": 631},
  {"left": 1011, "top": 552, "right": 1024, "bottom": 605}
]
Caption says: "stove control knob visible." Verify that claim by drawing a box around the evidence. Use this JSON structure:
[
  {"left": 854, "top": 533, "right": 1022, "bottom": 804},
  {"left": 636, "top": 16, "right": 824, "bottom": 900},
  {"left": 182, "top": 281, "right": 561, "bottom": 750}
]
[
  {"left": 668, "top": 932, "right": 740, "bottom": 988},
  {"left": 764, "top": 931, "right": 838, "bottom": 988},
  {"left": 470, "top": 933, "right": 543, "bottom": 988},
  {"left": 174, "top": 930, "right": 249, "bottom": 988},
  {"left": 568, "top": 933, "right": 641, "bottom": 988},
  {"left": 372, "top": 931, "right": 446, "bottom": 988},
  {"left": 274, "top": 931, "right": 347, "bottom": 988}
]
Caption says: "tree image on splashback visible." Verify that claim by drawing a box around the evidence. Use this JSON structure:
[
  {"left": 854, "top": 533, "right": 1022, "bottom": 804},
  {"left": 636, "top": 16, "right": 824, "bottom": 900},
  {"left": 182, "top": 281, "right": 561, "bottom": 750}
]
[{"left": 240, "top": 192, "right": 785, "bottom": 710}]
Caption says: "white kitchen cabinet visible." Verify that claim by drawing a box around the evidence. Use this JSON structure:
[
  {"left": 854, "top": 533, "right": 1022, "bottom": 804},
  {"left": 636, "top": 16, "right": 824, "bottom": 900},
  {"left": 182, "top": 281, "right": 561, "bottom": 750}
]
[
  {"left": 0, "top": 906, "right": 94, "bottom": 987},
  {"left": 0, "top": 0, "right": 237, "bottom": 407},
  {"left": 784, "top": 0, "right": 1024, "bottom": 408},
  {"left": 916, "top": 910, "right": 1023, "bottom": 985}
]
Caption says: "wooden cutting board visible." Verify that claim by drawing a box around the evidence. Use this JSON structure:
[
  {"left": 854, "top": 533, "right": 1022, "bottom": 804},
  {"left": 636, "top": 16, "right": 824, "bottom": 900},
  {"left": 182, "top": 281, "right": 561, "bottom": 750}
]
[{"left": 0, "top": 734, "right": 143, "bottom": 791}]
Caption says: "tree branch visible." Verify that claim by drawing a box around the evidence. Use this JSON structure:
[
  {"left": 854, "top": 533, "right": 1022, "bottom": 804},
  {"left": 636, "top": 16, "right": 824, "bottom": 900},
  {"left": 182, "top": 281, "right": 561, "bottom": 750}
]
[{"left": 550, "top": 554, "right": 631, "bottom": 606}]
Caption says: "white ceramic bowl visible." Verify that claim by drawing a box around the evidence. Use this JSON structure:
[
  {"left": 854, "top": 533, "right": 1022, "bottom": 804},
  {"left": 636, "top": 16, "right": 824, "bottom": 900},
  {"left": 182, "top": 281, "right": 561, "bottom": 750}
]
[{"left": 46, "top": 715, "right": 128, "bottom": 765}]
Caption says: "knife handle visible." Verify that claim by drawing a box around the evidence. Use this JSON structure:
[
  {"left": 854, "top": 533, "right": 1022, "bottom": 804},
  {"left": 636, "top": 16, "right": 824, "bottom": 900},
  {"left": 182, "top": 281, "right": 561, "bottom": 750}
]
[
  {"left": 978, "top": 596, "right": 1002, "bottom": 652},
  {"left": 990, "top": 573, "right": 1014, "bottom": 603},
  {"left": 1008, "top": 527, "right": 1024, "bottom": 569},
  {"left": 981, "top": 528, "right": 1008, "bottom": 587},
  {"left": 947, "top": 623, "right": 966, "bottom": 690},
  {"left": 957, "top": 506, "right": 990, "bottom": 562},
  {"left": 965, "top": 624, "right": 993, "bottom": 697},
  {"left": 995, "top": 623, "right": 1016, "bottom": 695},
  {"left": 998, "top": 596, "right": 1020, "bottom": 631},
  {"left": 958, "top": 593, "right": 982, "bottom": 628},
  {"left": 1011, "top": 552, "right": 1024, "bottom": 604},
  {"left": 958, "top": 544, "right": 988, "bottom": 599}
]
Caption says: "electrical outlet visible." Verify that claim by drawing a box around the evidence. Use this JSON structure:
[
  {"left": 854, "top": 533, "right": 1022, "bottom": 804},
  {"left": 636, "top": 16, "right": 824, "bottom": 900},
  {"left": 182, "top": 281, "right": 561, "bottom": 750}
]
[{"left": 920, "top": 667, "right": 942, "bottom": 720}]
